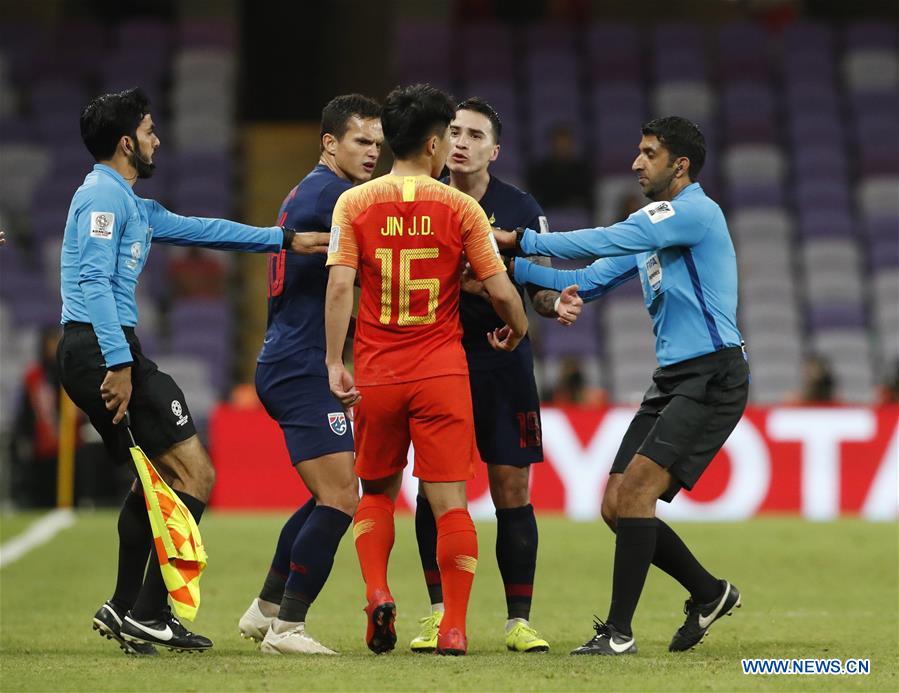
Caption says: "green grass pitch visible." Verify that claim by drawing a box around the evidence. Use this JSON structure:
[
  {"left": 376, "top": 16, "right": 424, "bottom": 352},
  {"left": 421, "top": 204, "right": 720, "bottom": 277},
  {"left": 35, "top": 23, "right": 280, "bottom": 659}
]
[{"left": 1, "top": 512, "right": 896, "bottom": 691}]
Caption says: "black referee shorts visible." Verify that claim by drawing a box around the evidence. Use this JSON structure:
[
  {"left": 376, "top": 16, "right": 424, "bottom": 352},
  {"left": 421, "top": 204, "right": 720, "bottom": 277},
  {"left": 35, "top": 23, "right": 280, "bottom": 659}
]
[
  {"left": 610, "top": 346, "right": 750, "bottom": 502},
  {"left": 58, "top": 323, "right": 197, "bottom": 465}
]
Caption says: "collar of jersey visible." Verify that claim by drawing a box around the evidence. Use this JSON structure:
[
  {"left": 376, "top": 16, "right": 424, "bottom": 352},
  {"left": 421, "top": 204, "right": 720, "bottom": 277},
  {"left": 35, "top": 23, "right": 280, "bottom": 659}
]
[
  {"left": 674, "top": 181, "right": 702, "bottom": 201},
  {"left": 93, "top": 164, "right": 137, "bottom": 198}
]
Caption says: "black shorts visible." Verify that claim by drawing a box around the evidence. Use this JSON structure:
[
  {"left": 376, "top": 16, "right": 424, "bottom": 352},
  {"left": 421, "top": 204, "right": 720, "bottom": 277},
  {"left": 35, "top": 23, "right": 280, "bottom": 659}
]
[
  {"left": 58, "top": 323, "right": 197, "bottom": 464},
  {"left": 468, "top": 358, "right": 543, "bottom": 467},
  {"left": 611, "top": 346, "right": 749, "bottom": 502}
]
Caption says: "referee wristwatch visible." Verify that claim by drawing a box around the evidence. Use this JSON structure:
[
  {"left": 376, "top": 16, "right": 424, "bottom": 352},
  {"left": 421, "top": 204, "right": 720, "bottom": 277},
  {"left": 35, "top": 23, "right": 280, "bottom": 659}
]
[
  {"left": 281, "top": 226, "right": 296, "bottom": 250},
  {"left": 512, "top": 227, "right": 527, "bottom": 256}
]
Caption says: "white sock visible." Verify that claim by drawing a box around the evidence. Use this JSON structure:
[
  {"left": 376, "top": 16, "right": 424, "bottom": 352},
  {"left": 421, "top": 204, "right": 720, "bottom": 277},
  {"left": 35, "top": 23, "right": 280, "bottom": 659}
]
[
  {"left": 431, "top": 603, "right": 445, "bottom": 614},
  {"left": 257, "top": 598, "right": 280, "bottom": 618},
  {"left": 271, "top": 618, "right": 304, "bottom": 634},
  {"left": 505, "top": 618, "right": 528, "bottom": 633}
]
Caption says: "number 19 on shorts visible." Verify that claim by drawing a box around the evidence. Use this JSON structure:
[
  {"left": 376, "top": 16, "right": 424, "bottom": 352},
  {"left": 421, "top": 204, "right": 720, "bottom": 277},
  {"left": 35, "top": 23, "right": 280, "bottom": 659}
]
[{"left": 375, "top": 247, "right": 440, "bottom": 326}]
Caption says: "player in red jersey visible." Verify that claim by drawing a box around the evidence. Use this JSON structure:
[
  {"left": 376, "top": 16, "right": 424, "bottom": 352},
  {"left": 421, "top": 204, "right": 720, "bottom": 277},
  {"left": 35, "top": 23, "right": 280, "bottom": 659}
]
[{"left": 324, "top": 84, "right": 529, "bottom": 656}]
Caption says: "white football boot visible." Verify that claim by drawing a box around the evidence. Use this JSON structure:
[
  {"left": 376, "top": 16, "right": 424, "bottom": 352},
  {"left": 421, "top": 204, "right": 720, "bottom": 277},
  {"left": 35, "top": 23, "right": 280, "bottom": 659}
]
[
  {"left": 260, "top": 620, "right": 338, "bottom": 655},
  {"left": 238, "top": 598, "right": 277, "bottom": 642}
]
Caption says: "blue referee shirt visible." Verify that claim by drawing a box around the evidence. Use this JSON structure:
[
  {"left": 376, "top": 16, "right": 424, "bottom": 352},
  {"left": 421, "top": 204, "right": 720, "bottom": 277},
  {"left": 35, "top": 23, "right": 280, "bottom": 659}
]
[
  {"left": 60, "top": 164, "right": 284, "bottom": 368},
  {"left": 514, "top": 182, "right": 742, "bottom": 367}
]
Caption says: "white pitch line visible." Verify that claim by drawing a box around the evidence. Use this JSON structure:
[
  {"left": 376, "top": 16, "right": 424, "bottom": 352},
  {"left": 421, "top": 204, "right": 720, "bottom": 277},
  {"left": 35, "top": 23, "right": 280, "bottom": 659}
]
[{"left": 0, "top": 509, "right": 76, "bottom": 569}]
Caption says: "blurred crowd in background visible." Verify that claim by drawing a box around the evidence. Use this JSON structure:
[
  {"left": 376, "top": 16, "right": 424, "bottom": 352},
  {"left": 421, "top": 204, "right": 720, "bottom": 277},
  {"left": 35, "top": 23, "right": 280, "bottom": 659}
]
[{"left": 0, "top": 0, "right": 897, "bottom": 507}]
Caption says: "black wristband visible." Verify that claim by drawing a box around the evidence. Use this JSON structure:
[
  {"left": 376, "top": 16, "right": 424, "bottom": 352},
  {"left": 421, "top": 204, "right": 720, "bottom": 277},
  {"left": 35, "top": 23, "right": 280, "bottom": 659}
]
[
  {"left": 108, "top": 361, "right": 134, "bottom": 371},
  {"left": 281, "top": 226, "right": 296, "bottom": 250},
  {"left": 513, "top": 227, "right": 526, "bottom": 257}
]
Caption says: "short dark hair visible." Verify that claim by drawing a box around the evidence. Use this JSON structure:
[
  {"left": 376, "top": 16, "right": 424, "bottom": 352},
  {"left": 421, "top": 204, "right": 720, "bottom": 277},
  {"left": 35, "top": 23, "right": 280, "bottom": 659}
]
[
  {"left": 641, "top": 116, "right": 706, "bottom": 179},
  {"left": 456, "top": 97, "right": 502, "bottom": 143},
  {"left": 80, "top": 88, "right": 151, "bottom": 161},
  {"left": 320, "top": 94, "right": 382, "bottom": 145},
  {"left": 381, "top": 83, "right": 455, "bottom": 159}
]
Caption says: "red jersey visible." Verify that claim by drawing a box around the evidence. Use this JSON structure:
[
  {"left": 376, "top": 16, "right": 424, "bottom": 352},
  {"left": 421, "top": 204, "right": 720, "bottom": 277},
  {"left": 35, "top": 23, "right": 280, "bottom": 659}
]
[{"left": 327, "top": 174, "right": 505, "bottom": 386}]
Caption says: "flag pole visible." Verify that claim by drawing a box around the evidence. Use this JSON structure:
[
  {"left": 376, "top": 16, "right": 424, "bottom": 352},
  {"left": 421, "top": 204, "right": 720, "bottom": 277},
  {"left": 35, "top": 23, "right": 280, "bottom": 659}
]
[{"left": 56, "top": 388, "right": 77, "bottom": 509}]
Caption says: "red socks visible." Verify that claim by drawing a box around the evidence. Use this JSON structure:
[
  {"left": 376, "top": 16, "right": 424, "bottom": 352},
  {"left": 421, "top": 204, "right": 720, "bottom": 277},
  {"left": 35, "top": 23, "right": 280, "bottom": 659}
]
[
  {"left": 353, "top": 494, "right": 396, "bottom": 602},
  {"left": 436, "top": 508, "right": 478, "bottom": 637}
]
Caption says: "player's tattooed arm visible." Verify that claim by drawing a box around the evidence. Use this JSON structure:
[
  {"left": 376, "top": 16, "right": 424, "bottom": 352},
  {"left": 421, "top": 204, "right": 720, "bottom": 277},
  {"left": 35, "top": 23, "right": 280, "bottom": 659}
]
[
  {"left": 524, "top": 257, "right": 583, "bottom": 326},
  {"left": 526, "top": 256, "right": 560, "bottom": 318}
]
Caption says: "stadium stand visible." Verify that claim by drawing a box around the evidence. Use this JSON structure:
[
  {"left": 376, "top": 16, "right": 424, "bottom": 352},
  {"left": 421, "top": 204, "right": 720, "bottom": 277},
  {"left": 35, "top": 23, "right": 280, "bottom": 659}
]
[{"left": 0, "top": 13, "right": 896, "bottom": 444}]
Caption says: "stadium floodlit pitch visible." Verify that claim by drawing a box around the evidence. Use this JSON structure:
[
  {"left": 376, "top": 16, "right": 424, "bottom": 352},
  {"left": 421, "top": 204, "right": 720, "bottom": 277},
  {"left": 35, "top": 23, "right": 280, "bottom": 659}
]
[{"left": 1, "top": 513, "right": 896, "bottom": 692}]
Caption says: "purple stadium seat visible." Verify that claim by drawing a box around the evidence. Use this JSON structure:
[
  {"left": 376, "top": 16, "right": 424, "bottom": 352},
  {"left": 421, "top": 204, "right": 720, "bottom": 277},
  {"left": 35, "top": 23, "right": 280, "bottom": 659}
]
[
  {"left": 592, "top": 84, "right": 645, "bottom": 119},
  {"left": 30, "top": 81, "right": 88, "bottom": 115},
  {"left": 653, "top": 51, "right": 707, "bottom": 82},
  {"left": 788, "top": 115, "right": 843, "bottom": 145},
  {"left": 29, "top": 206, "right": 68, "bottom": 241},
  {"left": 540, "top": 298, "right": 600, "bottom": 358},
  {"left": 848, "top": 91, "right": 899, "bottom": 118},
  {"left": 845, "top": 21, "right": 898, "bottom": 51},
  {"left": 793, "top": 145, "right": 847, "bottom": 171},
  {"left": 116, "top": 19, "right": 173, "bottom": 51},
  {"left": 854, "top": 114, "right": 899, "bottom": 174},
  {"left": 34, "top": 112, "right": 82, "bottom": 147},
  {"left": 586, "top": 23, "right": 642, "bottom": 82},
  {"left": 808, "top": 303, "right": 866, "bottom": 330},
  {"left": 170, "top": 331, "right": 230, "bottom": 391},
  {"left": 459, "top": 23, "right": 514, "bottom": 82},
  {"left": 723, "top": 82, "right": 778, "bottom": 143},
  {"left": 0, "top": 118, "right": 37, "bottom": 143},
  {"left": 543, "top": 208, "right": 593, "bottom": 232},
  {"left": 798, "top": 209, "right": 854, "bottom": 238},
  {"left": 170, "top": 299, "right": 231, "bottom": 333},
  {"left": 785, "top": 83, "right": 839, "bottom": 112},
  {"left": 727, "top": 183, "right": 785, "bottom": 209},
  {"left": 868, "top": 237, "right": 899, "bottom": 269},
  {"left": 796, "top": 179, "right": 851, "bottom": 211},
  {"left": 783, "top": 21, "right": 833, "bottom": 54},
  {"left": 178, "top": 20, "right": 236, "bottom": 49},
  {"left": 716, "top": 22, "right": 771, "bottom": 81},
  {"left": 523, "top": 23, "right": 575, "bottom": 50},
  {"left": 865, "top": 217, "right": 899, "bottom": 241},
  {"left": 393, "top": 21, "right": 450, "bottom": 84}
]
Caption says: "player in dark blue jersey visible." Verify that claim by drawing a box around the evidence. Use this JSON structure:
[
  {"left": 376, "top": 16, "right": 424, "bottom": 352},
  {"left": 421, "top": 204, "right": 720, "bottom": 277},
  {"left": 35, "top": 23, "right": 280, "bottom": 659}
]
[
  {"left": 410, "top": 98, "right": 582, "bottom": 653},
  {"left": 238, "top": 94, "right": 384, "bottom": 655}
]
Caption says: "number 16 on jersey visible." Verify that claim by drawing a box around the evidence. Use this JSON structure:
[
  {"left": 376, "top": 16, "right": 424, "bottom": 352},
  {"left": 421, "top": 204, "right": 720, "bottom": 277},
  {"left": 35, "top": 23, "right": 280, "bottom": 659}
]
[{"left": 374, "top": 247, "right": 440, "bottom": 326}]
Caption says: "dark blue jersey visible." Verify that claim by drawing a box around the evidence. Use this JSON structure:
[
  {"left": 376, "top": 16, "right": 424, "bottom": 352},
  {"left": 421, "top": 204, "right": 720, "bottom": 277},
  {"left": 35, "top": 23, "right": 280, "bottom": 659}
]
[
  {"left": 447, "top": 175, "right": 547, "bottom": 368},
  {"left": 257, "top": 164, "right": 351, "bottom": 376}
]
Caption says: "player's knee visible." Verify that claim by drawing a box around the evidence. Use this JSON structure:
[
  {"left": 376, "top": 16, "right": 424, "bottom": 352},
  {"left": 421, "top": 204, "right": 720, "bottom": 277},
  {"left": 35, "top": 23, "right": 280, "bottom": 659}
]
[
  {"left": 317, "top": 482, "right": 359, "bottom": 516},
  {"left": 197, "top": 458, "right": 216, "bottom": 496},
  {"left": 600, "top": 496, "right": 618, "bottom": 532},
  {"left": 488, "top": 467, "right": 530, "bottom": 509}
]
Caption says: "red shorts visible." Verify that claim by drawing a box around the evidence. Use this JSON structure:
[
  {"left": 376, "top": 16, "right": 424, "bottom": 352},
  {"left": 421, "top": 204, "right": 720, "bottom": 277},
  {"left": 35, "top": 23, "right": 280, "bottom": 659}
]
[{"left": 354, "top": 374, "right": 479, "bottom": 482}]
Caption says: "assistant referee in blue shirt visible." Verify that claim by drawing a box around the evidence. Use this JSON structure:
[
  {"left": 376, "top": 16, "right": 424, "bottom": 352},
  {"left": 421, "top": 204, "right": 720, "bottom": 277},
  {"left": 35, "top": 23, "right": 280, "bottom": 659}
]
[
  {"left": 58, "top": 88, "right": 329, "bottom": 654},
  {"left": 496, "top": 116, "right": 749, "bottom": 657}
]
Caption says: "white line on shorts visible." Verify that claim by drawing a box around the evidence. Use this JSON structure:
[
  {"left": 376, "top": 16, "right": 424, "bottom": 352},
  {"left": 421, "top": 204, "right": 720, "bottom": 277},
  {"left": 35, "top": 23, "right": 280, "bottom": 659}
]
[{"left": 0, "top": 509, "right": 76, "bottom": 569}]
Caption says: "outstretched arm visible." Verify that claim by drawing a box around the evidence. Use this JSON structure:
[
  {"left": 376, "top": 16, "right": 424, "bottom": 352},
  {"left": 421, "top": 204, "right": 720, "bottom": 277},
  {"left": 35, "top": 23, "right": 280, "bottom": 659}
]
[
  {"left": 496, "top": 200, "right": 710, "bottom": 259},
  {"left": 513, "top": 254, "right": 639, "bottom": 303}
]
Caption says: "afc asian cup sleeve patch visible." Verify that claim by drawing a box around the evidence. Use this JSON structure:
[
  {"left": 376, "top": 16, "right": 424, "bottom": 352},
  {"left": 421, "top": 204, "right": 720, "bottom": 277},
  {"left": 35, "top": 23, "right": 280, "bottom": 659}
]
[
  {"left": 90, "top": 211, "right": 115, "bottom": 240},
  {"left": 327, "top": 412, "right": 348, "bottom": 436},
  {"left": 328, "top": 226, "right": 340, "bottom": 254},
  {"left": 641, "top": 201, "right": 676, "bottom": 224}
]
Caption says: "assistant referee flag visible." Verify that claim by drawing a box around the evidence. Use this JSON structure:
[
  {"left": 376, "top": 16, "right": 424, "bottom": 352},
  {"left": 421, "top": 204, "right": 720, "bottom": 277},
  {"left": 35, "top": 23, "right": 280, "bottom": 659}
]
[{"left": 129, "top": 442, "right": 207, "bottom": 621}]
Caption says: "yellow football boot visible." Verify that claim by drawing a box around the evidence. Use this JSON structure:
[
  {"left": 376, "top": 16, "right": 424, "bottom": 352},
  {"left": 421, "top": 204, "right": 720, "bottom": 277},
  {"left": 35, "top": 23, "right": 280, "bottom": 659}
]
[
  {"left": 505, "top": 620, "right": 550, "bottom": 653},
  {"left": 409, "top": 610, "right": 443, "bottom": 653}
]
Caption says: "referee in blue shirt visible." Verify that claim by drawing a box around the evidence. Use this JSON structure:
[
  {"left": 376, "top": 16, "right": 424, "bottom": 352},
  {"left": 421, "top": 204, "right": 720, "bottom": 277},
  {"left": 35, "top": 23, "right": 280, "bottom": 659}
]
[
  {"left": 59, "top": 88, "right": 329, "bottom": 654},
  {"left": 497, "top": 117, "right": 749, "bottom": 656}
]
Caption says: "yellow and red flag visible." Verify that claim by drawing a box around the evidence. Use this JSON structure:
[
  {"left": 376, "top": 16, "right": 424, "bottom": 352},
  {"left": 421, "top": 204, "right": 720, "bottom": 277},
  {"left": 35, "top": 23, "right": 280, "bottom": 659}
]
[{"left": 130, "top": 444, "right": 207, "bottom": 621}]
